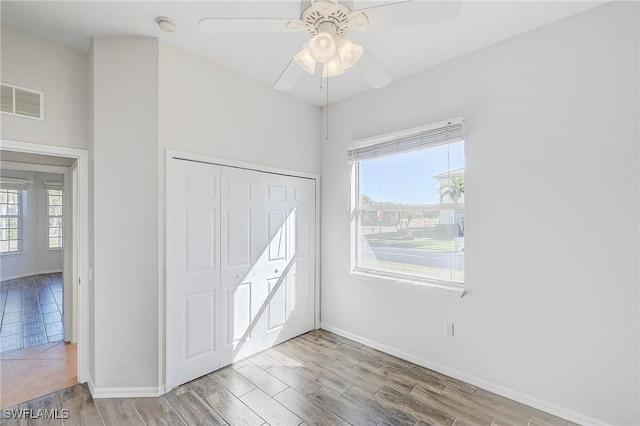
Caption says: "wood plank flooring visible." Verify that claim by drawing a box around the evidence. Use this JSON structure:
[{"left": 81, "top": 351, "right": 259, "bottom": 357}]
[{"left": 0, "top": 330, "right": 575, "bottom": 425}]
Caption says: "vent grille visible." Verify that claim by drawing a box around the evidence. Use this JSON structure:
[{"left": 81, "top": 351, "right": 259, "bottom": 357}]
[
  {"left": 0, "top": 83, "right": 44, "bottom": 120},
  {"left": 1, "top": 85, "right": 14, "bottom": 113}
]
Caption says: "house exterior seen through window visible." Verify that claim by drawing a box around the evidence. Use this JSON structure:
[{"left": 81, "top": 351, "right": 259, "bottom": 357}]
[
  {"left": 350, "top": 118, "right": 465, "bottom": 288},
  {"left": 47, "top": 188, "right": 63, "bottom": 249},
  {"left": 0, "top": 189, "right": 22, "bottom": 253}
]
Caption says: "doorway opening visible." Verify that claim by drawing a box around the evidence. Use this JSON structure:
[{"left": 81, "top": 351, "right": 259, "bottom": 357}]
[{"left": 0, "top": 140, "right": 88, "bottom": 408}]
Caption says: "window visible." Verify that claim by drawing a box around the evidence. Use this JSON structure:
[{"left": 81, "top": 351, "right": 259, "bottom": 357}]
[
  {"left": 0, "top": 189, "right": 22, "bottom": 253},
  {"left": 46, "top": 185, "right": 63, "bottom": 249},
  {"left": 349, "top": 117, "right": 465, "bottom": 288}
]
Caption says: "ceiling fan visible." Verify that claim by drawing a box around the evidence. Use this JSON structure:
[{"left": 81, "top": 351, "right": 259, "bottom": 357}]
[{"left": 200, "top": 0, "right": 461, "bottom": 91}]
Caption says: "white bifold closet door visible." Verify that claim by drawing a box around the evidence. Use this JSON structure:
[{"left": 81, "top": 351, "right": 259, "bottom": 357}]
[
  {"left": 170, "top": 160, "right": 222, "bottom": 387},
  {"left": 171, "top": 159, "right": 315, "bottom": 388}
]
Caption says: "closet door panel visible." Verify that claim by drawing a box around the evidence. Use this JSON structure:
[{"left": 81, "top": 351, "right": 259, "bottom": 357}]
[
  {"left": 288, "top": 177, "right": 316, "bottom": 330},
  {"left": 170, "top": 160, "right": 316, "bottom": 389},
  {"left": 170, "top": 160, "right": 221, "bottom": 388},
  {"left": 220, "top": 166, "right": 262, "bottom": 365},
  {"left": 258, "top": 173, "right": 292, "bottom": 348}
]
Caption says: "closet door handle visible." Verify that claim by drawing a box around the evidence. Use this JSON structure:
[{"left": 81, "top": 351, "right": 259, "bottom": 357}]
[{"left": 274, "top": 269, "right": 279, "bottom": 274}]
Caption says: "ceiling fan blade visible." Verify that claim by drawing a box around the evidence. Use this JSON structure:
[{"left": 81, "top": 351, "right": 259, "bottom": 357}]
[
  {"left": 199, "top": 18, "right": 297, "bottom": 34},
  {"left": 273, "top": 58, "right": 305, "bottom": 91},
  {"left": 360, "top": 49, "right": 393, "bottom": 88},
  {"left": 356, "top": 0, "right": 462, "bottom": 30}
]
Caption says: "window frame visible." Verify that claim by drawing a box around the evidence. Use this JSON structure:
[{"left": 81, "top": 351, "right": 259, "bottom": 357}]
[
  {"left": 46, "top": 186, "right": 63, "bottom": 250},
  {"left": 0, "top": 188, "right": 23, "bottom": 255},
  {"left": 348, "top": 118, "right": 465, "bottom": 295}
]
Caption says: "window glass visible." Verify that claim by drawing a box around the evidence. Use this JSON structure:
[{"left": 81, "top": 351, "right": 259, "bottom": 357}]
[
  {"left": 0, "top": 189, "right": 22, "bottom": 253},
  {"left": 47, "top": 188, "right": 63, "bottom": 249},
  {"left": 354, "top": 141, "right": 464, "bottom": 285}
]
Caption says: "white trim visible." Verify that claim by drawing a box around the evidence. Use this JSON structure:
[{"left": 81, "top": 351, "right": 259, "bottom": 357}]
[
  {"left": 164, "top": 149, "right": 321, "bottom": 392},
  {"left": 314, "top": 176, "right": 321, "bottom": 330},
  {"left": 0, "top": 139, "right": 89, "bottom": 385},
  {"left": 1, "top": 269, "right": 62, "bottom": 282},
  {"left": 167, "top": 149, "right": 319, "bottom": 181},
  {"left": 349, "top": 270, "right": 465, "bottom": 297},
  {"left": 164, "top": 152, "right": 174, "bottom": 393},
  {"left": 319, "top": 323, "right": 610, "bottom": 426},
  {"left": 91, "top": 386, "right": 163, "bottom": 399},
  {"left": 87, "top": 375, "right": 96, "bottom": 396}
]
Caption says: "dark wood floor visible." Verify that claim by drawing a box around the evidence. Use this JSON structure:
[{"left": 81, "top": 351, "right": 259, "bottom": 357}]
[{"left": 1, "top": 329, "right": 575, "bottom": 425}]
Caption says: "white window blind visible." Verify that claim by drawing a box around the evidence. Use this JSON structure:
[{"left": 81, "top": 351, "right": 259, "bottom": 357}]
[
  {"left": 0, "top": 177, "right": 32, "bottom": 191},
  {"left": 348, "top": 116, "right": 464, "bottom": 162},
  {"left": 43, "top": 181, "right": 63, "bottom": 190}
]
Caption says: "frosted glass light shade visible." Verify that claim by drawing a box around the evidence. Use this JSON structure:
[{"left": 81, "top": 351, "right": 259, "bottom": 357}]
[
  {"left": 337, "top": 37, "right": 363, "bottom": 69},
  {"left": 294, "top": 44, "right": 316, "bottom": 74},
  {"left": 322, "top": 57, "right": 344, "bottom": 78},
  {"left": 309, "top": 32, "right": 336, "bottom": 63}
]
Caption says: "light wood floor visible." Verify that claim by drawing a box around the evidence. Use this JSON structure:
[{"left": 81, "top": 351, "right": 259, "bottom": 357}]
[
  {"left": 0, "top": 342, "right": 77, "bottom": 409},
  {"left": 0, "top": 330, "right": 575, "bottom": 425}
]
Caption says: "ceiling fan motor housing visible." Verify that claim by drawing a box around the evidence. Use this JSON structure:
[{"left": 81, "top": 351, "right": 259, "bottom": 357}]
[{"left": 300, "top": 0, "right": 364, "bottom": 37}]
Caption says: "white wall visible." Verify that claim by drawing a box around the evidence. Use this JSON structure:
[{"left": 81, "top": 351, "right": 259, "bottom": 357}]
[
  {"left": 1, "top": 26, "right": 88, "bottom": 149},
  {"left": 320, "top": 3, "right": 639, "bottom": 425},
  {"left": 0, "top": 170, "right": 64, "bottom": 280},
  {"left": 1, "top": 24, "right": 88, "bottom": 364},
  {"left": 158, "top": 41, "right": 321, "bottom": 174},
  {"left": 91, "top": 38, "right": 160, "bottom": 390},
  {"left": 157, "top": 40, "right": 321, "bottom": 385},
  {"left": 87, "top": 38, "right": 321, "bottom": 391}
]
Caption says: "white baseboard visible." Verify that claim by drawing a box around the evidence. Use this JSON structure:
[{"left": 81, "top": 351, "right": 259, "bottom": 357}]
[
  {"left": 91, "top": 386, "right": 163, "bottom": 399},
  {"left": 86, "top": 369, "right": 162, "bottom": 399},
  {"left": 319, "top": 323, "right": 609, "bottom": 426},
  {"left": 87, "top": 375, "right": 96, "bottom": 396},
  {"left": 1, "top": 269, "right": 63, "bottom": 282}
]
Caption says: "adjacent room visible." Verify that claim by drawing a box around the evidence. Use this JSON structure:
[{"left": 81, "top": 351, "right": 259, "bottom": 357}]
[{"left": 0, "top": 1, "right": 638, "bottom": 425}]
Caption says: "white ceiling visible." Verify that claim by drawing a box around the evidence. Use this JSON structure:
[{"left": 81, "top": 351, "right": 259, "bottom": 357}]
[{"left": 1, "top": 1, "right": 607, "bottom": 106}]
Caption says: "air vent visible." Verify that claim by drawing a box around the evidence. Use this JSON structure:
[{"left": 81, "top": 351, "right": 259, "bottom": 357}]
[
  {"left": 1, "top": 85, "right": 14, "bottom": 113},
  {"left": 0, "top": 83, "right": 44, "bottom": 120}
]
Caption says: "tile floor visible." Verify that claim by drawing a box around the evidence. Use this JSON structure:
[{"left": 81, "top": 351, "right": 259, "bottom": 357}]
[{"left": 0, "top": 273, "right": 64, "bottom": 354}]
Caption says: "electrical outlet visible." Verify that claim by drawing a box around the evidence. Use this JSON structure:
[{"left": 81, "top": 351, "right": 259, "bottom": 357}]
[{"left": 444, "top": 323, "right": 454, "bottom": 337}]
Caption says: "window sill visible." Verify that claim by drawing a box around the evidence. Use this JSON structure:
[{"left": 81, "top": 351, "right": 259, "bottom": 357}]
[
  {"left": 0, "top": 251, "right": 27, "bottom": 258},
  {"left": 47, "top": 248, "right": 63, "bottom": 252},
  {"left": 350, "top": 269, "right": 465, "bottom": 297}
]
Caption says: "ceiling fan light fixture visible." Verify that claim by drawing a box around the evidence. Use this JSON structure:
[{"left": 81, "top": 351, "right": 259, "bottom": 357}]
[
  {"left": 322, "top": 57, "right": 345, "bottom": 78},
  {"left": 294, "top": 44, "right": 316, "bottom": 74},
  {"left": 308, "top": 32, "right": 336, "bottom": 63},
  {"left": 336, "top": 37, "right": 363, "bottom": 69}
]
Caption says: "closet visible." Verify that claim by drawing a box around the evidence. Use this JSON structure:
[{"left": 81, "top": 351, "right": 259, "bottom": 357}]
[{"left": 168, "top": 158, "right": 316, "bottom": 388}]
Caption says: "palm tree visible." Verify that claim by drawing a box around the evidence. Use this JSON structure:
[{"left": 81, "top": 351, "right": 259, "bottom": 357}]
[
  {"left": 438, "top": 176, "right": 464, "bottom": 202},
  {"left": 439, "top": 176, "right": 465, "bottom": 243}
]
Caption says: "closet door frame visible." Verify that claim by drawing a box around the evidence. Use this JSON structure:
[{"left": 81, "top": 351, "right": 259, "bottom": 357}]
[{"left": 164, "top": 150, "right": 320, "bottom": 393}]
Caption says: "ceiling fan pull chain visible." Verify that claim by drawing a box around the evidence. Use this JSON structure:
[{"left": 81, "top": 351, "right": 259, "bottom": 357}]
[{"left": 325, "top": 74, "right": 330, "bottom": 141}]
